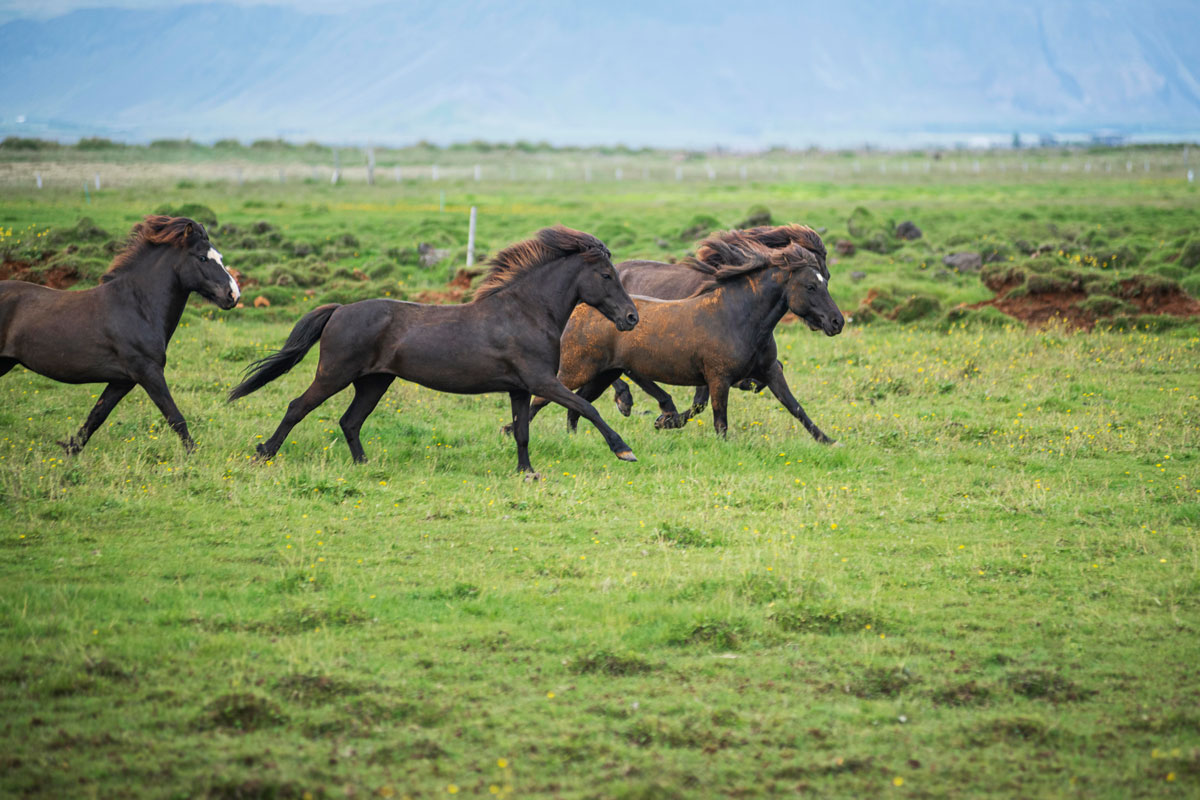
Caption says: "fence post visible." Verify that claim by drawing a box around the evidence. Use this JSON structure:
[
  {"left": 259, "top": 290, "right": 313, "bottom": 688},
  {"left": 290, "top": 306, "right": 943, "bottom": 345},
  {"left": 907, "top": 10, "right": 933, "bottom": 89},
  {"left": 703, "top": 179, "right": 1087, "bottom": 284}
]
[
  {"left": 367, "top": 147, "right": 375, "bottom": 185},
  {"left": 94, "top": 173, "right": 101, "bottom": 190},
  {"left": 474, "top": 164, "right": 481, "bottom": 181},
  {"left": 331, "top": 149, "right": 340, "bottom": 185},
  {"left": 466, "top": 206, "right": 477, "bottom": 268},
  {"left": 394, "top": 166, "right": 402, "bottom": 182},
  {"left": 35, "top": 172, "right": 42, "bottom": 189},
  {"left": 432, "top": 164, "right": 439, "bottom": 181}
]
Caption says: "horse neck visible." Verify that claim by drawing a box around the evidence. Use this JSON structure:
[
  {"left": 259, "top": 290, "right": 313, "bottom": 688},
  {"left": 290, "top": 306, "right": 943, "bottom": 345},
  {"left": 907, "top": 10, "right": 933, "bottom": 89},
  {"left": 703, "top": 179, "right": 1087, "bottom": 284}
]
[
  {"left": 712, "top": 267, "right": 790, "bottom": 344},
  {"left": 490, "top": 255, "right": 584, "bottom": 332},
  {"left": 108, "top": 248, "right": 189, "bottom": 342}
]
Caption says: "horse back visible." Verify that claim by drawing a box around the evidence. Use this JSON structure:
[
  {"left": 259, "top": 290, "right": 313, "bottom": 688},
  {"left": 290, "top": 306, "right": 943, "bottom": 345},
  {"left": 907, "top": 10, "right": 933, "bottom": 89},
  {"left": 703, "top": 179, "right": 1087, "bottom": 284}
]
[{"left": 617, "top": 260, "right": 703, "bottom": 300}]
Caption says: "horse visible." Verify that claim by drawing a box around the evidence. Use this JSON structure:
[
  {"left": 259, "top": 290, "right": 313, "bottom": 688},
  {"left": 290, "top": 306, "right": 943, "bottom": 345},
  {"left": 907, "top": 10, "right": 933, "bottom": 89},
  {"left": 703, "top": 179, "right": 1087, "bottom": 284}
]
[
  {"left": 228, "top": 226, "right": 640, "bottom": 475},
  {"left": 520, "top": 234, "right": 843, "bottom": 442},
  {"left": 611, "top": 224, "right": 829, "bottom": 421},
  {"left": 0, "top": 215, "right": 239, "bottom": 454}
]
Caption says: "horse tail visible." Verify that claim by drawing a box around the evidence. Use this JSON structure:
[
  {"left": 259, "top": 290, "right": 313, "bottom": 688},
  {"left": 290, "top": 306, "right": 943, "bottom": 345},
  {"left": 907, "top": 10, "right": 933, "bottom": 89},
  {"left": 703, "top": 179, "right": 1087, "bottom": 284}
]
[{"left": 228, "top": 304, "right": 340, "bottom": 401}]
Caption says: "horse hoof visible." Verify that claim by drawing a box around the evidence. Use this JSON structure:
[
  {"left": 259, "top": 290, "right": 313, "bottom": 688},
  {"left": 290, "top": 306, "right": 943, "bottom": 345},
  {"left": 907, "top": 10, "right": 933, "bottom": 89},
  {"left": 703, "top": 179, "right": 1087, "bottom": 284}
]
[
  {"left": 522, "top": 471, "right": 543, "bottom": 482},
  {"left": 57, "top": 439, "right": 81, "bottom": 456},
  {"left": 615, "top": 398, "right": 632, "bottom": 417},
  {"left": 615, "top": 449, "right": 637, "bottom": 462}
]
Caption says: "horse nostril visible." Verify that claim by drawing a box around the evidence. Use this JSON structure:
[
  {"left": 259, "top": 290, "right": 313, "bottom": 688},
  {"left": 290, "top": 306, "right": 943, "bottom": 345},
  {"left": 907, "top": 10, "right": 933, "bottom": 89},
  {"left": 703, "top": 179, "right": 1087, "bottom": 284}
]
[{"left": 626, "top": 312, "right": 638, "bottom": 325}]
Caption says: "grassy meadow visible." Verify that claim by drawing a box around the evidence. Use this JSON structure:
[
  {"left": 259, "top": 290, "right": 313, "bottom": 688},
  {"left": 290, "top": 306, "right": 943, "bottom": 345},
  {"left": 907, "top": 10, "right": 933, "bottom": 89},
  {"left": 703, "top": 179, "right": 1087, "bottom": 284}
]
[{"left": 1, "top": 158, "right": 1199, "bottom": 798}]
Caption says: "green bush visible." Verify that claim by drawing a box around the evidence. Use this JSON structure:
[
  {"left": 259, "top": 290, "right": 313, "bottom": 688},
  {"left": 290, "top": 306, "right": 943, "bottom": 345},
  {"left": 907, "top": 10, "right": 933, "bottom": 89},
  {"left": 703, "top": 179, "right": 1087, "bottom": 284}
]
[
  {"left": 1076, "top": 295, "right": 1135, "bottom": 316},
  {"left": 892, "top": 294, "right": 941, "bottom": 322}
]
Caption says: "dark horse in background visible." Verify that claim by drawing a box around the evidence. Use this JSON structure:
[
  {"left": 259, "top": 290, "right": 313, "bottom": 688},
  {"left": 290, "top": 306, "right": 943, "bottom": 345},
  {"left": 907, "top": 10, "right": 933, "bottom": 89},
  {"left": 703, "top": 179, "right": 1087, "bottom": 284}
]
[
  {"left": 520, "top": 232, "right": 843, "bottom": 442},
  {"left": 612, "top": 224, "right": 829, "bottom": 423},
  {"left": 0, "top": 215, "right": 239, "bottom": 454},
  {"left": 229, "top": 226, "right": 640, "bottom": 475}
]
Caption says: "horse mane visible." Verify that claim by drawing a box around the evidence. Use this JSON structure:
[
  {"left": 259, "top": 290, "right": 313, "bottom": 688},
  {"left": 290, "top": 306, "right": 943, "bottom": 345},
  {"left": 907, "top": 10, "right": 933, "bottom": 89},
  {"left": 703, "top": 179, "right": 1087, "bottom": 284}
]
[
  {"left": 101, "top": 215, "right": 204, "bottom": 283},
  {"left": 679, "top": 229, "right": 824, "bottom": 296},
  {"left": 742, "top": 224, "right": 827, "bottom": 267},
  {"left": 474, "top": 225, "right": 610, "bottom": 301}
]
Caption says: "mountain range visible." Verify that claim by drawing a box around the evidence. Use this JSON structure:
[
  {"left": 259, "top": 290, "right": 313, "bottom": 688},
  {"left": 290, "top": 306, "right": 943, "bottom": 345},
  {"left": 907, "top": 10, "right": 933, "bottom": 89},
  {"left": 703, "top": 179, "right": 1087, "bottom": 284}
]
[{"left": 2, "top": 0, "right": 1199, "bottom": 147}]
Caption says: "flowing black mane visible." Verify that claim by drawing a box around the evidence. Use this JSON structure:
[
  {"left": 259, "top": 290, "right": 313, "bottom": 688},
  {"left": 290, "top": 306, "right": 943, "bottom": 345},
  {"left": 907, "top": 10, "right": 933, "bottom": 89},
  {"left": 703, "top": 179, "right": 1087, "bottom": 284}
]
[
  {"left": 102, "top": 215, "right": 205, "bottom": 283},
  {"left": 474, "top": 225, "right": 611, "bottom": 301},
  {"left": 677, "top": 230, "right": 824, "bottom": 295}
]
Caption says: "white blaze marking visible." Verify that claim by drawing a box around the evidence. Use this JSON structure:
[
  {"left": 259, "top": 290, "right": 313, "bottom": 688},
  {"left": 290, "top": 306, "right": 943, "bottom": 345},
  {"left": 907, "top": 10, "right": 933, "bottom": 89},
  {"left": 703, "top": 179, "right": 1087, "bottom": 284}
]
[
  {"left": 815, "top": 272, "right": 825, "bottom": 284},
  {"left": 208, "top": 247, "right": 239, "bottom": 300}
]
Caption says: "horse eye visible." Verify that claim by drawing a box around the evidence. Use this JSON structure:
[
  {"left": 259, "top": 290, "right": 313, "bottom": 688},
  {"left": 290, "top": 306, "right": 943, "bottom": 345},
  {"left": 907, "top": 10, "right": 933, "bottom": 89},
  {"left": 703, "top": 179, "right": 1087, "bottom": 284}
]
[
  {"left": 602, "top": 273, "right": 612, "bottom": 280},
  {"left": 807, "top": 284, "right": 817, "bottom": 292}
]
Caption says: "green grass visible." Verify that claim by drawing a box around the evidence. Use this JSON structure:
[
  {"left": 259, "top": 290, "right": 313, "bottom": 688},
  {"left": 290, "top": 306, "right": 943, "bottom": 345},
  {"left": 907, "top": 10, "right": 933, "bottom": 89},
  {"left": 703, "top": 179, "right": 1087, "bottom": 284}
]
[{"left": 1, "top": 169, "right": 1199, "bottom": 798}]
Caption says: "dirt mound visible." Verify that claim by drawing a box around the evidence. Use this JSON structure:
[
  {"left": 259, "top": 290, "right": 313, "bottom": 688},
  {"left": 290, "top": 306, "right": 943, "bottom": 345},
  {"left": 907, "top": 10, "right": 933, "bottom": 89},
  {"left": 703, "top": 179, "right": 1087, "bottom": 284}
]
[
  {"left": 1, "top": 259, "right": 81, "bottom": 290},
  {"left": 972, "top": 283, "right": 1200, "bottom": 330}
]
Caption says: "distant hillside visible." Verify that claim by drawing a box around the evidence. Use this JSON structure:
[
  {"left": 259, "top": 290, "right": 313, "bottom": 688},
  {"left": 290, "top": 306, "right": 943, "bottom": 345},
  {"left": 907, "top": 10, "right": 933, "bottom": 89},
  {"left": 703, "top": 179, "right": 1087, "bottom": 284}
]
[{"left": 2, "top": 0, "right": 1199, "bottom": 147}]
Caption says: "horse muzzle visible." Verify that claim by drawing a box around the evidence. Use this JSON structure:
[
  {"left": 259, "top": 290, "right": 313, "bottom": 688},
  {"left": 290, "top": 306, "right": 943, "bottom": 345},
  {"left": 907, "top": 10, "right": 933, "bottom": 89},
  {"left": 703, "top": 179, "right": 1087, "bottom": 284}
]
[{"left": 614, "top": 309, "right": 639, "bottom": 332}]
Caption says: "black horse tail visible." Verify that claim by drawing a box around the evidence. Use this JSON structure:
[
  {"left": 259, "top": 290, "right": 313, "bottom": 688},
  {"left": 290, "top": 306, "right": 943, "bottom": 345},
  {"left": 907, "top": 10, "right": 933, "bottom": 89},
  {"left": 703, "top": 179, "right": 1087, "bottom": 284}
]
[{"left": 228, "top": 304, "right": 340, "bottom": 401}]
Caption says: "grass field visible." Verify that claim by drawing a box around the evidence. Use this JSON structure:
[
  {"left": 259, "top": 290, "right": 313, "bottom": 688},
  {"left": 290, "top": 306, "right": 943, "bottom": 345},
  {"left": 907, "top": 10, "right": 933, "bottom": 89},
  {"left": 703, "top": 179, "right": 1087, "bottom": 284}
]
[{"left": 1, "top": 163, "right": 1199, "bottom": 798}]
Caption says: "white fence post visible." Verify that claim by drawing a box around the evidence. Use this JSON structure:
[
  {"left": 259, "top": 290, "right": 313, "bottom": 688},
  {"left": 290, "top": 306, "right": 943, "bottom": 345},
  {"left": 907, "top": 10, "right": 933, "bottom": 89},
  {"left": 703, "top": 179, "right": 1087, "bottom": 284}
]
[
  {"left": 94, "top": 173, "right": 101, "bottom": 190},
  {"left": 466, "top": 206, "right": 477, "bottom": 268},
  {"left": 35, "top": 172, "right": 42, "bottom": 189},
  {"left": 474, "top": 164, "right": 481, "bottom": 181},
  {"left": 432, "top": 164, "right": 440, "bottom": 181},
  {"left": 367, "top": 147, "right": 375, "bottom": 185}
]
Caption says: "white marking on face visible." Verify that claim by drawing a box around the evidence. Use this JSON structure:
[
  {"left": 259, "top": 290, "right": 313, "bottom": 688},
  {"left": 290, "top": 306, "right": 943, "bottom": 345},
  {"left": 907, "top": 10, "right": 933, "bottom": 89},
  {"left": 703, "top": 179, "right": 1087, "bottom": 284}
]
[
  {"left": 815, "top": 271, "right": 825, "bottom": 284},
  {"left": 208, "top": 247, "right": 239, "bottom": 300}
]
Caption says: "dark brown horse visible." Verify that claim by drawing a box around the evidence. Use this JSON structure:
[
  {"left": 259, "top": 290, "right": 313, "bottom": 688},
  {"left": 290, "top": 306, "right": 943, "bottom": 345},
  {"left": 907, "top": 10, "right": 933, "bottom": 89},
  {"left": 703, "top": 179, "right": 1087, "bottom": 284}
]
[
  {"left": 521, "top": 233, "right": 843, "bottom": 442},
  {"left": 228, "top": 226, "right": 640, "bottom": 474},
  {"left": 0, "top": 215, "right": 239, "bottom": 454},
  {"left": 612, "top": 224, "right": 829, "bottom": 420}
]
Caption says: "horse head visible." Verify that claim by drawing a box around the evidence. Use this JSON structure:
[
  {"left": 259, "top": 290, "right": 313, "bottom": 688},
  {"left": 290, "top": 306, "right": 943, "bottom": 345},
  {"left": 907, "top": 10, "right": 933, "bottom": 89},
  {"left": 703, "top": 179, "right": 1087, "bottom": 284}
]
[
  {"left": 574, "top": 244, "right": 639, "bottom": 332},
  {"left": 778, "top": 248, "right": 844, "bottom": 336},
  {"left": 173, "top": 219, "right": 240, "bottom": 310}
]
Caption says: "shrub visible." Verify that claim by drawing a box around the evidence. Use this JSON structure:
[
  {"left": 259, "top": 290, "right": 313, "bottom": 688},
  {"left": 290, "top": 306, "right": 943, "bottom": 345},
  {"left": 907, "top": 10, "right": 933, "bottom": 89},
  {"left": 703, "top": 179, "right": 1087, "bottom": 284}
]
[{"left": 892, "top": 294, "right": 940, "bottom": 322}]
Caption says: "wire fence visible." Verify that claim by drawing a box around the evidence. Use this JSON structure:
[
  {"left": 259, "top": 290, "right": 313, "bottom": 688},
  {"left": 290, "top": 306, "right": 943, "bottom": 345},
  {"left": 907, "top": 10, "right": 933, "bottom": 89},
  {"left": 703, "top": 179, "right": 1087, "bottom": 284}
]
[{"left": 0, "top": 149, "right": 1195, "bottom": 190}]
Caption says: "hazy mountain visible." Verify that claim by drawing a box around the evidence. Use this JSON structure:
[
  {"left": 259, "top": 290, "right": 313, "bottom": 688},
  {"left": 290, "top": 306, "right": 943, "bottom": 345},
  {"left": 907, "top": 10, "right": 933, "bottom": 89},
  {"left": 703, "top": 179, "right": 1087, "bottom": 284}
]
[{"left": 2, "top": 0, "right": 1199, "bottom": 147}]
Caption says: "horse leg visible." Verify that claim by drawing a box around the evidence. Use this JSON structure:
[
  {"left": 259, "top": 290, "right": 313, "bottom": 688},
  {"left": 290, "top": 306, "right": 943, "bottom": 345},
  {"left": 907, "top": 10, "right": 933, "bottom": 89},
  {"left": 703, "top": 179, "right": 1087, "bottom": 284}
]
[
  {"left": 508, "top": 390, "right": 535, "bottom": 474},
  {"left": 339, "top": 373, "right": 395, "bottom": 463},
  {"left": 683, "top": 386, "right": 709, "bottom": 423},
  {"left": 612, "top": 378, "right": 634, "bottom": 417},
  {"left": 621, "top": 372, "right": 684, "bottom": 429},
  {"left": 530, "top": 379, "right": 637, "bottom": 462},
  {"left": 567, "top": 370, "right": 623, "bottom": 432},
  {"left": 58, "top": 381, "right": 135, "bottom": 455},
  {"left": 138, "top": 369, "right": 195, "bottom": 452},
  {"left": 754, "top": 360, "right": 834, "bottom": 444},
  {"left": 706, "top": 376, "right": 732, "bottom": 437},
  {"left": 257, "top": 374, "right": 351, "bottom": 459}
]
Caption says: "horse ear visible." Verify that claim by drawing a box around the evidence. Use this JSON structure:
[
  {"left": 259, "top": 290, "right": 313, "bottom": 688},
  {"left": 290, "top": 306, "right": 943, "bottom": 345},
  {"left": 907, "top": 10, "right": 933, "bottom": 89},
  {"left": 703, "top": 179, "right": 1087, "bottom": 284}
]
[{"left": 185, "top": 223, "right": 193, "bottom": 239}]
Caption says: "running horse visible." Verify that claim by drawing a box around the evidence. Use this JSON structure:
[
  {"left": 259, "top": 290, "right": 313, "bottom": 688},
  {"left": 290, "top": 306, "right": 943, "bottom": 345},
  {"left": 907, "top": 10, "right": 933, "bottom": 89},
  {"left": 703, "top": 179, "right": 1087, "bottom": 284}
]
[
  {"left": 0, "top": 215, "right": 239, "bottom": 454},
  {"left": 611, "top": 224, "right": 829, "bottom": 422},
  {"left": 229, "top": 226, "right": 640, "bottom": 474},
  {"left": 520, "top": 232, "right": 843, "bottom": 442}
]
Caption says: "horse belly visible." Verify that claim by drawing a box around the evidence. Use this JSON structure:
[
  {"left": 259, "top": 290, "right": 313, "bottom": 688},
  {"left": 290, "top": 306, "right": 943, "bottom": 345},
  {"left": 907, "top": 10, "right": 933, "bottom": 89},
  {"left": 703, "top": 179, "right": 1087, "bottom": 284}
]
[{"left": 386, "top": 329, "right": 510, "bottom": 395}]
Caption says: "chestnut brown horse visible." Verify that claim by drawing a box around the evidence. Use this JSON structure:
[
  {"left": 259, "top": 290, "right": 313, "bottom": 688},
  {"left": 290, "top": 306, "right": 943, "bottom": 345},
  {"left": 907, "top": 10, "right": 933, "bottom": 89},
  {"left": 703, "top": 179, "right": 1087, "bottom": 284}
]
[
  {"left": 612, "top": 224, "right": 829, "bottom": 420},
  {"left": 229, "top": 226, "right": 640, "bottom": 474},
  {"left": 520, "top": 234, "right": 843, "bottom": 441},
  {"left": 0, "top": 215, "right": 239, "bottom": 454}
]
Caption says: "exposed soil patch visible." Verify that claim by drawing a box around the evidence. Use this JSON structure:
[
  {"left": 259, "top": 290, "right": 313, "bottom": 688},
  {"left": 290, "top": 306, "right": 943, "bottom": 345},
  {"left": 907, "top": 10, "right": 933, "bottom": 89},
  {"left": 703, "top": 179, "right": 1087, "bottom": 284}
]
[
  {"left": 971, "top": 283, "right": 1200, "bottom": 330},
  {"left": 0, "top": 259, "right": 81, "bottom": 289}
]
